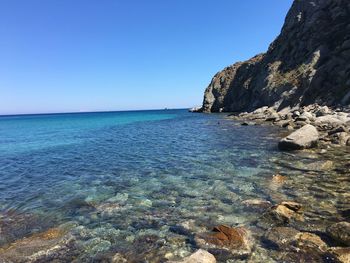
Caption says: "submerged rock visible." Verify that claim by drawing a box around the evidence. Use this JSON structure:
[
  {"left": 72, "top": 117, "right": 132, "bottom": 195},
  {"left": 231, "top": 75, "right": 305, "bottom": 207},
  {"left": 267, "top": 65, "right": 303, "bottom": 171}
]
[
  {"left": 278, "top": 124, "right": 319, "bottom": 151},
  {"left": 329, "top": 247, "right": 350, "bottom": 263},
  {"left": 169, "top": 249, "right": 216, "bottom": 263},
  {"left": 242, "top": 199, "right": 272, "bottom": 211},
  {"left": 271, "top": 174, "right": 286, "bottom": 184},
  {"left": 263, "top": 227, "right": 300, "bottom": 249},
  {"left": 0, "top": 225, "right": 78, "bottom": 262},
  {"left": 195, "top": 225, "right": 252, "bottom": 258},
  {"left": 112, "top": 253, "right": 128, "bottom": 263},
  {"left": 327, "top": 222, "right": 350, "bottom": 246},
  {"left": 261, "top": 201, "right": 304, "bottom": 226},
  {"left": 264, "top": 227, "right": 329, "bottom": 262}
]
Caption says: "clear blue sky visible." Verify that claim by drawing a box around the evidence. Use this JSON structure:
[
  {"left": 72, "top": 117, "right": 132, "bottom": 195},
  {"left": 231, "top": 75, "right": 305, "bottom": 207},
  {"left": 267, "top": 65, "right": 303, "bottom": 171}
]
[{"left": 0, "top": 0, "right": 293, "bottom": 114}]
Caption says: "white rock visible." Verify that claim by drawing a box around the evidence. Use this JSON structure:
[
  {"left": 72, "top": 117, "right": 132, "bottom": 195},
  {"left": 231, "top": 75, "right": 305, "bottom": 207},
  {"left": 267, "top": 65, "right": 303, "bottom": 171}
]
[
  {"left": 169, "top": 249, "right": 216, "bottom": 263},
  {"left": 278, "top": 124, "right": 319, "bottom": 150},
  {"left": 315, "top": 115, "right": 345, "bottom": 125}
]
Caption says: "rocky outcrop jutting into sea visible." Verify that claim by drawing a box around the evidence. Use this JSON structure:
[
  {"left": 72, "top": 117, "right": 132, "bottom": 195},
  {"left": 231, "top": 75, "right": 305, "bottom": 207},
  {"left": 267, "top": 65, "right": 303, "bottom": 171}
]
[{"left": 202, "top": 0, "right": 350, "bottom": 113}]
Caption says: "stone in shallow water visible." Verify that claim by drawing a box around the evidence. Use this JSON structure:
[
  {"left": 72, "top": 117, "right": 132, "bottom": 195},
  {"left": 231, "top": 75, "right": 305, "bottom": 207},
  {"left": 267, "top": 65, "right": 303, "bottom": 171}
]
[
  {"left": 271, "top": 174, "right": 286, "bottom": 184},
  {"left": 169, "top": 249, "right": 216, "bottom": 263},
  {"left": 107, "top": 193, "right": 129, "bottom": 203},
  {"left": 263, "top": 227, "right": 329, "bottom": 262},
  {"left": 329, "top": 247, "right": 350, "bottom": 263},
  {"left": 194, "top": 225, "right": 252, "bottom": 258},
  {"left": 0, "top": 211, "right": 55, "bottom": 246},
  {"left": 112, "top": 252, "right": 128, "bottom": 263},
  {"left": 0, "top": 225, "right": 78, "bottom": 262},
  {"left": 260, "top": 201, "right": 304, "bottom": 226},
  {"left": 241, "top": 199, "right": 272, "bottom": 211},
  {"left": 327, "top": 222, "right": 350, "bottom": 246},
  {"left": 263, "top": 227, "right": 300, "bottom": 249},
  {"left": 278, "top": 124, "right": 319, "bottom": 151}
]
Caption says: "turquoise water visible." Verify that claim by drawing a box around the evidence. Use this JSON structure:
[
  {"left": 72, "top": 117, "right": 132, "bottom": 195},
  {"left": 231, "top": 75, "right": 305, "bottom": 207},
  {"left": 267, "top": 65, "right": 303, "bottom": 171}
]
[{"left": 0, "top": 109, "right": 349, "bottom": 262}]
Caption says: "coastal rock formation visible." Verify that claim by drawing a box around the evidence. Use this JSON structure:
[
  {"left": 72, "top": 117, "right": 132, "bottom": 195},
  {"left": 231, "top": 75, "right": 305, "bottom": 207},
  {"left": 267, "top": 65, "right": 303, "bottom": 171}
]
[
  {"left": 202, "top": 0, "right": 350, "bottom": 113},
  {"left": 278, "top": 124, "right": 319, "bottom": 150}
]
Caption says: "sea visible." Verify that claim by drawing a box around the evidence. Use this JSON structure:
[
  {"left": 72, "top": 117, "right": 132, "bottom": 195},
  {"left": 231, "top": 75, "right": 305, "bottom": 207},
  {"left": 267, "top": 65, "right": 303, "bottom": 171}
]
[{"left": 0, "top": 109, "right": 349, "bottom": 262}]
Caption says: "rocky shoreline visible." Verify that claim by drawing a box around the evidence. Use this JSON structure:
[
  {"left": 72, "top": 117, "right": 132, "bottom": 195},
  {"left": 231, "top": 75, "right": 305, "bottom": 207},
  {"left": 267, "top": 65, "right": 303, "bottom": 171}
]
[
  {"left": 180, "top": 104, "right": 350, "bottom": 262},
  {"left": 227, "top": 104, "right": 350, "bottom": 151}
]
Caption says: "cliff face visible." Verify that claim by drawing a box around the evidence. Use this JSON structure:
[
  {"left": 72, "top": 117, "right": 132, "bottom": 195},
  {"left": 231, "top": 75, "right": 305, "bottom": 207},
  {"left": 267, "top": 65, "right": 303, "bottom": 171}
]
[{"left": 202, "top": 0, "right": 350, "bottom": 113}]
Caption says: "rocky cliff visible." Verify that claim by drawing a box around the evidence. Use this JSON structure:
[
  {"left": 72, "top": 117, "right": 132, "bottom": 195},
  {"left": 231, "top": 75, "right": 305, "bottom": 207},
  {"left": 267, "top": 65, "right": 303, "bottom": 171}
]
[{"left": 202, "top": 0, "right": 350, "bottom": 113}]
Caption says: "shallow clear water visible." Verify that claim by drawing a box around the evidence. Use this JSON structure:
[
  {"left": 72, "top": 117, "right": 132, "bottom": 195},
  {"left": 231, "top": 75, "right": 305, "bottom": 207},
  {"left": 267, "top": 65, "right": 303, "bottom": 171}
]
[{"left": 0, "top": 109, "right": 349, "bottom": 262}]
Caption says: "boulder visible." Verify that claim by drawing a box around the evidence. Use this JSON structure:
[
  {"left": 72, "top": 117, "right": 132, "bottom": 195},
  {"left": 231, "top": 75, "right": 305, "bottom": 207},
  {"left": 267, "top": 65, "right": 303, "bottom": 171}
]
[
  {"left": 315, "top": 115, "right": 345, "bottom": 126},
  {"left": 194, "top": 225, "right": 252, "bottom": 258},
  {"left": 327, "top": 222, "right": 350, "bottom": 246},
  {"left": 278, "top": 124, "right": 319, "bottom": 150},
  {"left": 169, "top": 249, "right": 216, "bottom": 263}
]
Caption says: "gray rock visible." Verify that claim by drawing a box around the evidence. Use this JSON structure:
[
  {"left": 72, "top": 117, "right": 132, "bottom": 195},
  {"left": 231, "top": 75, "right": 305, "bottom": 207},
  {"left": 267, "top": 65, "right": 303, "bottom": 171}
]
[
  {"left": 315, "top": 106, "right": 331, "bottom": 117},
  {"left": 278, "top": 124, "right": 319, "bottom": 151},
  {"left": 265, "top": 112, "right": 280, "bottom": 122},
  {"left": 315, "top": 115, "right": 345, "bottom": 126}
]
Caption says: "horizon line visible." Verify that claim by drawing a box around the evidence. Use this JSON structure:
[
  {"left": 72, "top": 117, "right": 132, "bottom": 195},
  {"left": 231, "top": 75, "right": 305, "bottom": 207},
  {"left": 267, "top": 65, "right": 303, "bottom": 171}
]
[{"left": 0, "top": 107, "right": 193, "bottom": 118}]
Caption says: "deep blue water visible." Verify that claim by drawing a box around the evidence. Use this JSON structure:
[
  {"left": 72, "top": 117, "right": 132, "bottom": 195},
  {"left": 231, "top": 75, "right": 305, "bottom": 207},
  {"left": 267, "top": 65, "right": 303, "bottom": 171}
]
[{"left": 0, "top": 109, "right": 348, "bottom": 261}]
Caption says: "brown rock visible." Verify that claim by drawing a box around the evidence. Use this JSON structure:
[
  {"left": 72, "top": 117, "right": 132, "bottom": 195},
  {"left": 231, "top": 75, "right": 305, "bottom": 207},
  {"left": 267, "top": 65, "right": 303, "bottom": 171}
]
[
  {"left": 272, "top": 174, "right": 286, "bottom": 184},
  {"left": 293, "top": 232, "right": 327, "bottom": 251},
  {"left": 0, "top": 226, "right": 76, "bottom": 262},
  {"left": 264, "top": 228, "right": 329, "bottom": 262},
  {"left": 195, "top": 225, "right": 252, "bottom": 257},
  {"left": 329, "top": 247, "right": 350, "bottom": 263},
  {"left": 262, "top": 201, "right": 304, "bottom": 225}
]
